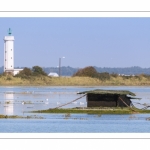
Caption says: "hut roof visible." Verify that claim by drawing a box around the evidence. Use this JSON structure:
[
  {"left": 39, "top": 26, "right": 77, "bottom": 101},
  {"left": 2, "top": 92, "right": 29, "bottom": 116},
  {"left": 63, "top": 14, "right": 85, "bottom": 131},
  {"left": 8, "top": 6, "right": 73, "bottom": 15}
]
[{"left": 78, "top": 89, "right": 136, "bottom": 96}]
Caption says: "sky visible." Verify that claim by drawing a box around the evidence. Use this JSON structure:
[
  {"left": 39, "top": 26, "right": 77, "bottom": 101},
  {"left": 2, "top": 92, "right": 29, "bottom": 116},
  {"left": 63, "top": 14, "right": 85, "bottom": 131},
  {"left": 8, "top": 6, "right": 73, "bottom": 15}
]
[{"left": 0, "top": 17, "right": 150, "bottom": 68}]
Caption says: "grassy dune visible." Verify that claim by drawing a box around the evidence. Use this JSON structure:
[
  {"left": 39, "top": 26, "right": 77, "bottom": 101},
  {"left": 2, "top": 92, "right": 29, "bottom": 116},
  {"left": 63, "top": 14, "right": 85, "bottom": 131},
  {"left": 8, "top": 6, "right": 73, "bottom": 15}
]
[{"left": 0, "top": 75, "right": 150, "bottom": 86}]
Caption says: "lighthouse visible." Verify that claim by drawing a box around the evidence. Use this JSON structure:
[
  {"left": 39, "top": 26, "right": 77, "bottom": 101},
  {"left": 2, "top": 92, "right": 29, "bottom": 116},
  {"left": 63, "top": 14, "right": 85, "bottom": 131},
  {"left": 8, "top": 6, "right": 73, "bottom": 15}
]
[
  {"left": 4, "top": 28, "right": 14, "bottom": 73},
  {"left": 3, "top": 28, "right": 23, "bottom": 75}
]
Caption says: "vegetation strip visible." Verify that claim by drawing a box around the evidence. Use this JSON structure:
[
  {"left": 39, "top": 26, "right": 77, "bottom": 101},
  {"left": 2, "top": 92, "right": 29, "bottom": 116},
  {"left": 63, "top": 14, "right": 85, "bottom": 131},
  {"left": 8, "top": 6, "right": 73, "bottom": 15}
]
[
  {"left": 0, "top": 114, "right": 44, "bottom": 119},
  {"left": 32, "top": 108, "right": 150, "bottom": 114}
]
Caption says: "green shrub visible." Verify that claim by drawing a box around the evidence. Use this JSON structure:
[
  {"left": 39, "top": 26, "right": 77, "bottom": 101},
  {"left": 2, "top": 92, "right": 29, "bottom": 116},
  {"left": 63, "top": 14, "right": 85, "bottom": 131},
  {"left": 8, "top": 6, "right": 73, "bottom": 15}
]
[
  {"left": 32, "top": 66, "right": 47, "bottom": 76},
  {"left": 15, "top": 67, "right": 32, "bottom": 78},
  {"left": 15, "top": 66, "right": 47, "bottom": 78},
  {"left": 73, "top": 66, "right": 99, "bottom": 78},
  {"left": 73, "top": 66, "right": 110, "bottom": 80}
]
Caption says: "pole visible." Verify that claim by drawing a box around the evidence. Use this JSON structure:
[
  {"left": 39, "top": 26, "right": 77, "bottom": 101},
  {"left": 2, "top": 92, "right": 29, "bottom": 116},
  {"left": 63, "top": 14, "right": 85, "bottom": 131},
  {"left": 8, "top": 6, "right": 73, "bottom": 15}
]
[
  {"left": 59, "top": 57, "right": 65, "bottom": 77},
  {"left": 59, "top": 58, "right": 61, "bottom": 77}
]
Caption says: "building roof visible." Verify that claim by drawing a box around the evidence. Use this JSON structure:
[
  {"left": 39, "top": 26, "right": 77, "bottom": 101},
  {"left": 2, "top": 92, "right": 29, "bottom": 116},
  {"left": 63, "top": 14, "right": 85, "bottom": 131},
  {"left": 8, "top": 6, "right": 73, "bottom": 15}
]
[{"left": 78, "top": 89, "right": 136, "bottom": 96}]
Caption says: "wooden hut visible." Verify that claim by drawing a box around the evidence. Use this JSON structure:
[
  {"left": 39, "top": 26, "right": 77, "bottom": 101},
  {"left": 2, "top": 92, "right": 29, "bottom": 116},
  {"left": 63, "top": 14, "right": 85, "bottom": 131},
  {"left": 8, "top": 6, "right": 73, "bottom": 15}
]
[{"left": 78, "top": 89, "right": 136, "bottom": 107}]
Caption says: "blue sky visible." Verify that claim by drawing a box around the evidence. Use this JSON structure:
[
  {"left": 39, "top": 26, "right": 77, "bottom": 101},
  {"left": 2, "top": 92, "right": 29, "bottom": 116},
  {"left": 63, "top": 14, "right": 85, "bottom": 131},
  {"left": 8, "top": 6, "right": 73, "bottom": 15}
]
[{"left": 0, "top": 17, "right": 150, "bottom": 68}]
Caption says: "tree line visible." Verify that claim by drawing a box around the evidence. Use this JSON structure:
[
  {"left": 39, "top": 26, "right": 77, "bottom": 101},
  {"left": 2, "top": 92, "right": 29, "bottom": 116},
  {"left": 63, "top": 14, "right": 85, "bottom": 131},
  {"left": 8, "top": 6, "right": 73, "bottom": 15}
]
[{"left": 1, "top": 66, "right": 150, "bottom": 76}]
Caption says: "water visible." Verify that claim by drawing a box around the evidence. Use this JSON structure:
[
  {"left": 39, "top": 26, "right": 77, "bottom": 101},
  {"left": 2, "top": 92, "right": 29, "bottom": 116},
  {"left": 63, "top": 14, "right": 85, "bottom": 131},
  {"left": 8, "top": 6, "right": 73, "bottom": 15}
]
[{"left": 0, "top": 86, "right": 150, "bottom": 133}]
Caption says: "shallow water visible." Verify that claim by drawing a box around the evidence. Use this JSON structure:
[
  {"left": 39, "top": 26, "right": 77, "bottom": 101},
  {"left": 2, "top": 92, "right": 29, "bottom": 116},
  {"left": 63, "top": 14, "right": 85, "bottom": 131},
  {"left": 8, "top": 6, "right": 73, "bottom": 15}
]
[{"left": 0, "top": 86, "right": 150, "bottom": 133}]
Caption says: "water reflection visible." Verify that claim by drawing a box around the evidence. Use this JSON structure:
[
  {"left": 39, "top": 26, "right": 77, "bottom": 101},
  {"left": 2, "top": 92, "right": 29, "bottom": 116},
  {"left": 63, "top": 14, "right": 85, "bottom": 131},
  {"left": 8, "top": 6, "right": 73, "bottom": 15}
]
[{"left": 4, "top": 93, "right": 14, "bottom": 115}]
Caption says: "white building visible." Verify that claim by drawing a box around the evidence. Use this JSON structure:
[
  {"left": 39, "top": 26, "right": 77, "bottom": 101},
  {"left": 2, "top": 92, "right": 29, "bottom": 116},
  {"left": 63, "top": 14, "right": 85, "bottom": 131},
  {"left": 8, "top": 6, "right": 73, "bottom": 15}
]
[
  {"left": 4, "top": 28, "right": 23, "bottom": 75},
  {"left": 48, "top": 72, "right": 59, "bottom": 77}
]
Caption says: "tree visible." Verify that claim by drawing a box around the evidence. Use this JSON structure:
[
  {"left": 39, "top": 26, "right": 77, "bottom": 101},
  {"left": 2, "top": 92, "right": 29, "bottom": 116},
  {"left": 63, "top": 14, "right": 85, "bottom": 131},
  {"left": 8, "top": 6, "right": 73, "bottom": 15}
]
[
  {"left": 15, "top": 67, "right": 32, "bottom": 78},
  {"left": 73, "top": 66, "right": 99, "bottom": 78},
  {"left": 20, "top": 67, "right": 32, "bottom": 76},
  {"left": 32, "top": 66, "right": 47, "bottom": 76},
  {"left": 73, "top": 66, "right": 110, "bottom": 80}
]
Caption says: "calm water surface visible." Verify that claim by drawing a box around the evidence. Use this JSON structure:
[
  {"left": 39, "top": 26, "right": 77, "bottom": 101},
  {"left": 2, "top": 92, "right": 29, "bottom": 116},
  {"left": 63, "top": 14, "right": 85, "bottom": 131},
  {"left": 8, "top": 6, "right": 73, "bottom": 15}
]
[{"left": 0, "top": 86, "right": 150, "bottom": 133}]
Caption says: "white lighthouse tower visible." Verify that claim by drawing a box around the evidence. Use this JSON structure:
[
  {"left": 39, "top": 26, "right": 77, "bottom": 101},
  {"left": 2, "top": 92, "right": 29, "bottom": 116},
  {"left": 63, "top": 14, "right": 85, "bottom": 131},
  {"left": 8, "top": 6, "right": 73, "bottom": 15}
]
[
  {"left": 4, "top": 28, "right": 14, "bottom": 74},
  {"left": 3, "top": 28, "right": 23, "bottom": 75}
]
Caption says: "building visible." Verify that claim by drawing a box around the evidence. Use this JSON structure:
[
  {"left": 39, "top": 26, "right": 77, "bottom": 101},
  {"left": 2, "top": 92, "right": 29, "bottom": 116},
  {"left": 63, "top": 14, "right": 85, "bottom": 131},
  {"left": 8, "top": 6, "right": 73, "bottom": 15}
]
[
  {"left": 4, "top": 28, "right": 23, "bottom": 75},
  {"left": 48, "top": 72, "right": 59, "bottom": 77},
  {"left": 78, "top": 89, "right": 136, "bottom": 107}
]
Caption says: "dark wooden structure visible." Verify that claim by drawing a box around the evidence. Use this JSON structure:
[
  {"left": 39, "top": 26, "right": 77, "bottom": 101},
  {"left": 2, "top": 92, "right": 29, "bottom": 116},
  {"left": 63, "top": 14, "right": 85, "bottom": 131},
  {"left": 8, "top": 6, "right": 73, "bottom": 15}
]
[{"left": 78, "top": 89, "right": 136, "bottom": 107}]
